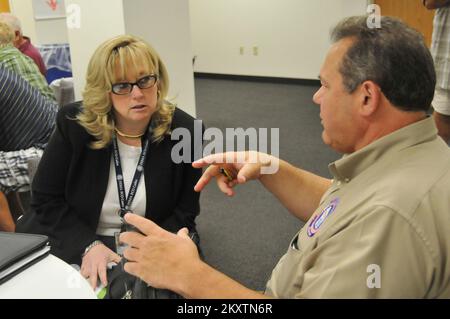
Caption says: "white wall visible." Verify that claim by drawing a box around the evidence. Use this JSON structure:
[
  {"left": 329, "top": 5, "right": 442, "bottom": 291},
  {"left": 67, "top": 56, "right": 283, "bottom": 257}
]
[
  {"left": 9, "top": 0, "right": 68, "bottom": 44},
  {"left": 65, "top": 0, "right": 126, "bottom": 101},
  {"left": 8, "top": 0, "right": 38, "bottom": 42},
  {"left": 123, "top": 0, "right": 196, "bottom": 116},
  {"left": 9, "top": 0, "right": 371, "bottom": 110},
  {"left": 34, "top": 18, "right": 68, "bottom": 44},
  {"left": 189, "top": 0, "right": 368, "bottom": 80}
]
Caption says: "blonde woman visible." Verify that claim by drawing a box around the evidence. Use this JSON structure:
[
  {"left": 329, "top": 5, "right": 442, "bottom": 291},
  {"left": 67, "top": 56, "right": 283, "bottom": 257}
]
[{"left": 17, "top": 35, "right": 202, "bottom": 290}]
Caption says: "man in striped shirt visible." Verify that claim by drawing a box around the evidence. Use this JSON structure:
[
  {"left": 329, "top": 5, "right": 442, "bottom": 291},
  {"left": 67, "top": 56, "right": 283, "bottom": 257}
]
[
  {"left": 0, "top": 21, "right": 55, "bottom": 102},
  {"left": 0, "top": 66, "right": 58, "bottom": 231},
  {"left": 424, "top": 0, "right": 450, "bottom": 143}
]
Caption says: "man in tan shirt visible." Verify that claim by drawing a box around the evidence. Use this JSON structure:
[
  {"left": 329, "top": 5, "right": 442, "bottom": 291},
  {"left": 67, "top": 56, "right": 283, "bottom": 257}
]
[{"left": 118, "top": 16, "right": 450, "bottom": 298}]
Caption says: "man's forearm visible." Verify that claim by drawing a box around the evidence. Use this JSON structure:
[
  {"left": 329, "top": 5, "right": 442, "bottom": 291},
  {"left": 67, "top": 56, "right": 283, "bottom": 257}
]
[
  {"left": 423, "top": 0, "right": 450, "bottom": 9},
  {"left": 177, "top": 260, "right": 270, "bottom": 299},
  {"left": 259, "top": 159, "right": 331, "bottom": 222}
]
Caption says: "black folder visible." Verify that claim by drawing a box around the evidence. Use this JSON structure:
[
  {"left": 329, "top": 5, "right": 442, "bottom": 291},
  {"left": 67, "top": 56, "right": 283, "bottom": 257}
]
[{"left": 0, "top": 232, "right": 50, "bottom": 285}]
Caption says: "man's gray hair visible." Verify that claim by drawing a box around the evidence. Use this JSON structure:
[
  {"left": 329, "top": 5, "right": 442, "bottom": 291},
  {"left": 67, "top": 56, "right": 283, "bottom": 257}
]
[
  {"left": 331, "top": 15, "right": 435, "bottom": 112},
  {"left": 0, "top": 13, "right": 22, "bottom": 34},
  {"left": 0, "top": 21, "right": 15, "bottom": 47}
]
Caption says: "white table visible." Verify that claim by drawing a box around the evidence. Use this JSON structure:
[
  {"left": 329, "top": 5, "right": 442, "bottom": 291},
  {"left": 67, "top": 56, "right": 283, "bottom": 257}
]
[{"left": 0, "top": 254, "right": 97, "bottom": 299}]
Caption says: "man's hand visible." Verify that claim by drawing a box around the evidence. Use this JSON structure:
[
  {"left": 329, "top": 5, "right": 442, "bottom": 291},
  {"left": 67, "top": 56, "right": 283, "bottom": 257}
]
[
  {"left": 119, "top": 213, "right": 201, "bottom": 293},
  {"left": 192, "top": 151, "right": 278, "bottom": 196},
  {"left": 119, "top": 213, "right": 266, "bottom": 299}
]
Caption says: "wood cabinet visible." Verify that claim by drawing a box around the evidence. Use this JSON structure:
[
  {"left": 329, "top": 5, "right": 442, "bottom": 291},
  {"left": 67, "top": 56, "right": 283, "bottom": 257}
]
[{"left": 374, "top": 0, "right": 435, "bottom": 47}]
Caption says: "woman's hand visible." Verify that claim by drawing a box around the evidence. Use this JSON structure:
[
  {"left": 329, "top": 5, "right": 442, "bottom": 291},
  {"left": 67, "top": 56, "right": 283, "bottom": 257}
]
[
  {"left": 80, "top": 244, "right": 121, "bottom": 289},
  {"left": 192, "top": 151, "right": 277, "bottom": 196}
]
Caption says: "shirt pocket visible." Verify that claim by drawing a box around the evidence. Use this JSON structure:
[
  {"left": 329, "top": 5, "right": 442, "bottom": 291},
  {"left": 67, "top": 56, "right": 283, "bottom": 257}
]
[{"left": 266, "top": 231, "right": 308, "bottom": 298}]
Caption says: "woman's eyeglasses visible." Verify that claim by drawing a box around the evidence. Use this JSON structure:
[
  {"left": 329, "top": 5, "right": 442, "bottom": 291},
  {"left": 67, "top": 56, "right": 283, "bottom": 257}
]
[{"left": 111, "top": 74, "right": 158, "bottom": 95}]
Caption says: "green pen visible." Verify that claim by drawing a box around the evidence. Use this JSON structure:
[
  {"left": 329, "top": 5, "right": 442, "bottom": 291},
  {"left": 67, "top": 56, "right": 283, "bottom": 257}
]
[{"left": 220, "top": 168, "right": 234, "bottom": 181}]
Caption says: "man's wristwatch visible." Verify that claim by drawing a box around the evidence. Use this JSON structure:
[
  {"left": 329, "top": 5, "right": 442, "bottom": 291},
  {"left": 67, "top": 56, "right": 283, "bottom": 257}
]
[{"left": 82, "top": 240, "right": 103, "bottom": 258}]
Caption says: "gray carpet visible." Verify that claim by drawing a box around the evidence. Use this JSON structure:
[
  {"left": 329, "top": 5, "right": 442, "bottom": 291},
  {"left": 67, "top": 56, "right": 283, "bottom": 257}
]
[{"left": 194, "top": 77, "right": 339, "bottom": 291}]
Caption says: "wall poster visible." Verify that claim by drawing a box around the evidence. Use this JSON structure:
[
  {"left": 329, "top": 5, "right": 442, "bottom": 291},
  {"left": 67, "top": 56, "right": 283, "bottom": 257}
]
[{"left": 33, "top": 0, "right": 66, "bottom": 20}]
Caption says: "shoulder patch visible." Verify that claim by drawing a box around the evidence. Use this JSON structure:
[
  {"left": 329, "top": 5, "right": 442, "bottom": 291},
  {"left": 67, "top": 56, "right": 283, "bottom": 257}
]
[{"left": 307, "top": 198, "right": 339, "bottom": 237}]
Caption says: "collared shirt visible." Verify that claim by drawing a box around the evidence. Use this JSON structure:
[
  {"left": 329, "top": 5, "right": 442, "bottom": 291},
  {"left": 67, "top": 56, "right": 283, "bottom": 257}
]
[
  {"left": 265, "top": 117, "right": 450, "bottom": 298},
  {"left": 0, "top": 44, "right": 55, "bottom": 101},
  {"left": 431, "top": 7, "right": 450, "bottom": 90},
  {"left": 18, "top": 36, "right": 47, "bottom": 76}
]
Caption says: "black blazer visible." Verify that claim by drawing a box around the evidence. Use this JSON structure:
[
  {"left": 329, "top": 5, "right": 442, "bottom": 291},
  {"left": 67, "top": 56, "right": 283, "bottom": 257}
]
[{"left": 17, "top": 102, "right": 203, "bottom": 265}]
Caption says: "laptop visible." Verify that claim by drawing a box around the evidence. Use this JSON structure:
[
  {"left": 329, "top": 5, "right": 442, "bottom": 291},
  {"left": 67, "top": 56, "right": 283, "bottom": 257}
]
[{"left": 0, "top": 232, "right": 50, "bottom": 285}]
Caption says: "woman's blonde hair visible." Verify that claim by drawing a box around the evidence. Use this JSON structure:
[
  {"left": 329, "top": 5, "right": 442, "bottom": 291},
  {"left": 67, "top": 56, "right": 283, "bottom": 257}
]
[{"left": 77, "top": 34, "right": 175, "bottom": 149}]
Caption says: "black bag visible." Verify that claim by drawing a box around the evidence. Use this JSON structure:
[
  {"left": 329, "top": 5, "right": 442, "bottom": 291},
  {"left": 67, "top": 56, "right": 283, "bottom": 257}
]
[
  {"left": 105, "top": 259, "right": 182, "bottom": 299},
  {"left": 105, "top": 231, "right": 201, "bottom": 299}
]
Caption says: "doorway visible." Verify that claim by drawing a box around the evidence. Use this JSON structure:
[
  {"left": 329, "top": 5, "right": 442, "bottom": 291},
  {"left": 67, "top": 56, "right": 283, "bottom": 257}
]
[{"left": 374, "top": 0, "right": 435, "bottom": 47}]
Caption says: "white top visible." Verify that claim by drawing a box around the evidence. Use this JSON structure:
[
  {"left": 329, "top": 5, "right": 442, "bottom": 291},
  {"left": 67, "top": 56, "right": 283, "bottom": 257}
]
[{"left": 96, "top": 139, "right": 146, "bottom": 236}]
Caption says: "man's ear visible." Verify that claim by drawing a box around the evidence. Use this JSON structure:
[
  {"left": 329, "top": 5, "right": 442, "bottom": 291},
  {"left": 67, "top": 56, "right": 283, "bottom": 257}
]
[
  {"left": 13, "top": 31, "right": 21, "bottom": 47},
  {"left": 359, "top": 81, "right": 380, "bottom": 117}
]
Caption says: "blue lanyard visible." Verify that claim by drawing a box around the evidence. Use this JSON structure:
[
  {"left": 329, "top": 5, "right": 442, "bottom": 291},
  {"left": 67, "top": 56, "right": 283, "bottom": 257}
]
[{"left": 112, "top": 134, "right": 150, "bottom": 219}]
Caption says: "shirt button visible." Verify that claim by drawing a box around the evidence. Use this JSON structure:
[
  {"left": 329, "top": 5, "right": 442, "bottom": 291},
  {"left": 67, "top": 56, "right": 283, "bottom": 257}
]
[{"left": 344, "top": 178, "right": 350, "bottom": 183}]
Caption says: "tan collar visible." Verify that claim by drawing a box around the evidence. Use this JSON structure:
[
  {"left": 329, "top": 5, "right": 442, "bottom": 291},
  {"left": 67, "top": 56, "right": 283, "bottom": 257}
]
[{"left": 328, "top": 117, "right": 438, "bottom": 182}]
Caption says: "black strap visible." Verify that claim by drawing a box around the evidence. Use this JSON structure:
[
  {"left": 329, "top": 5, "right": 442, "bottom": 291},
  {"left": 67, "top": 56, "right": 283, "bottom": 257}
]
[{"left": 112, "top": 134, "right": 150, "bottom": 219}]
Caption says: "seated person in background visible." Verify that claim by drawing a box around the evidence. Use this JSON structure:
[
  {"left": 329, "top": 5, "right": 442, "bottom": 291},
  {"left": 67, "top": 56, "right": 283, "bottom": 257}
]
[
  {"left": 0, "top": 13, "right": 47, "bottom": 76},
  {"left": 0, "top": 66, "right": 58, "bottom": 232},
  {"left": 17, "top": 35, "right": 203, "bottom": 290},
  {"left": 0, "top": 22, "right": 55, "bottom": 102},
  {"left": 119, "top": 16, "right": 450, "bottom": 298}
]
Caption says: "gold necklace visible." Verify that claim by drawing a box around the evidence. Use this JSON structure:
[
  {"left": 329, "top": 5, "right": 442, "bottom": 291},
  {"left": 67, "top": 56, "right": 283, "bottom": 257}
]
[{"left": 114, "top": 127, "right": 145, "bottom": 138}]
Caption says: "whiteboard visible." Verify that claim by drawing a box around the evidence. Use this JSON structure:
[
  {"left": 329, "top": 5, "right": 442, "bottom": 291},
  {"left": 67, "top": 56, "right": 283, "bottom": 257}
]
[{"left": 33, "top": 0, "right": 66, "bottom": 20}]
